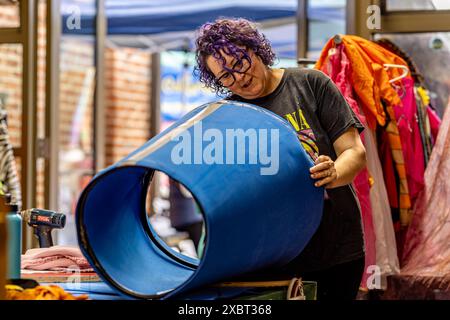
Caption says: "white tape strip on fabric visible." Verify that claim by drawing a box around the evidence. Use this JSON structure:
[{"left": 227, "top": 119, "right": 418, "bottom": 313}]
[{"left": 119, "top": 101, "right": 225, "bottom": 166}]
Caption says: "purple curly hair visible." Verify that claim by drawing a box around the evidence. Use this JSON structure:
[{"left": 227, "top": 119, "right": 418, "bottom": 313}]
[{"left": 195, "top": 18, "right": 276, "bottom": 95}]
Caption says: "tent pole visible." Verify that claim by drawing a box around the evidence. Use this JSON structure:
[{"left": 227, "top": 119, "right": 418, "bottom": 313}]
[{"left": 297, "top": 0, "right": 308, "bottom": 59}]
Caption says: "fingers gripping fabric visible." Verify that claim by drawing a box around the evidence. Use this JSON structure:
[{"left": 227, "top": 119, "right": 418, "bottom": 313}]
[{"left": 76, "top": 101, "right": 324, "bottom": 299}]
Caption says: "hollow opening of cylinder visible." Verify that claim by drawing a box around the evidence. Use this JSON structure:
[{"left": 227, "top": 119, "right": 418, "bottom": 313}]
[
  {"left": 79, "top": 166, "right": 206, "bottom": 298},
  {"left": 144, "top": 169, "right": 206, "bottom": 267}
]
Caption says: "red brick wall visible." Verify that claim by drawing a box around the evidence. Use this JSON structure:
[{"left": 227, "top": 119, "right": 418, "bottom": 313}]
[
  {"left": 105, "top": 47, "right": 152, "bottom": 166},
  {"left": 0, "top": 4, "right": 19, "bottom": 28},
  {"left": 0, "top": 4, "right": 22, "bottom": 147},
  {"left": 0, "top": 8, "right": 153, "bottom": 209},
  {"left": 0, "top": 43, "right": 22, "bottom": 148}
]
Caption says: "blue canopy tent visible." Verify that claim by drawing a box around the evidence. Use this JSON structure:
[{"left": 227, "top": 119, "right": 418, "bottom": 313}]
[
  {"left": 62, "top": 0, "right": 297, "bottom": 34},
  {"left": 61, "top": 0, "right": 345, "bottom": 59}
]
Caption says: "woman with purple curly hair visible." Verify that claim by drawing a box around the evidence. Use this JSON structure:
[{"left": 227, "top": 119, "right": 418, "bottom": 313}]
[
  {"left": 195, "top": 18, "right": 367, "bottom": 301},
  {"left": 195, "top": 18, "right": 277, "bottom": 97}
]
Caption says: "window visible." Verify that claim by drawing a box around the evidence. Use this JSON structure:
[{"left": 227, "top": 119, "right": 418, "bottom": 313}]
[
  {"left": 307, "top": 0, "right": 346, "bottom": 59},
  {"left": 57, "top": 0, "right": 97, "bottom": 245},
  {"left": 386, "top": 0, "right": 450, "bottom": 11},
  {"left": 374, "top": 32, "right": 450, "bottom": 117}
]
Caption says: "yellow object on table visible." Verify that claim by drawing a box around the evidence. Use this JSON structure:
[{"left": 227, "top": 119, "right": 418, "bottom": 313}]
[{"left": 5, "top": 284, "right": 88, "bottom": 300}]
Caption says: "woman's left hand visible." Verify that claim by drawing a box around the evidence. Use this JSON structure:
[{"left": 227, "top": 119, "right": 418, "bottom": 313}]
[{"left": 310, "top": 155, "right": 338, "bottom": 188}]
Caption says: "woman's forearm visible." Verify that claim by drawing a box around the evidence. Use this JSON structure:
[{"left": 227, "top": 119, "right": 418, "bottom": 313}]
[{"left": 327, "top": 145, "right": 366, "bottom": 189}]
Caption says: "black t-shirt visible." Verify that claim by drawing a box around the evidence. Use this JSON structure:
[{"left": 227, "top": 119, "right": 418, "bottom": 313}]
[{"left": 228, "top": 68, "right": 365, "bottom": 272}]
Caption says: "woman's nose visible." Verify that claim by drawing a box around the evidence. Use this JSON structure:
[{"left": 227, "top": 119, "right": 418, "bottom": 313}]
[{"left": 234, "top": 72, "right": 245, "bottom": 83}]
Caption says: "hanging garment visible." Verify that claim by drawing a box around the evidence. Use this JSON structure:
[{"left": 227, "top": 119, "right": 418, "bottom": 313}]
[
  {"left": 377, "top": 125, "right": 408, "bottom": 260},
  {"left": 377, "top": 128, "right": 398, "bottom": 210},
  {"left": 321, "top": 43, "right": 363, "bottom": 123},
  {"left": 414, "top": 85, "right": 442, "bottom": 167},
  {"left": 317, "top": 44, "right": 376, "bottom": 290},
  {"left": 352, "top": 145, "right": 377, "bottom": 290},
  {"left": 382, "top": 101, "right": 447, "bottom": 299},
  {"left": 316, "top": 35, "right": 407, "bottom": 130},
  {"left": 0, "top": 108, "right": 21, "bottom": 208},
  {"left": 401, "top": 100, "right": 450, "bottom": 277},
  {"left": 426, "top": 106, "right": 441, "bottom": 145},
  {"left": 381, "top": 100, "right": 412, "bottom": 227},
  {"left": 393, "top": 78, "right": 425, "bottom": 209},
  {"left": 373, "top": 38, "right": 438, "bottom": 171},
  {"left": 365, "top": 129, "right": 400, "bottom": 282},
  {"left": 415, "top": 86, "right": 433, "bottom": 165},
  {"left": 316, "top": 35, "right": 412, "bottom": 227}
]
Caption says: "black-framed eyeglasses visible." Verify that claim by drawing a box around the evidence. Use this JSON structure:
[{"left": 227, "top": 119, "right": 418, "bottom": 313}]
[{"left": 217, "top": 56, "right": 251, "bottom": 88}]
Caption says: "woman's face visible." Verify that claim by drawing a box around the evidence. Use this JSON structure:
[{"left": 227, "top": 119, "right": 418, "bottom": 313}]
[{"left": 205, "top": 49, "right": 270, "bottom": 99}]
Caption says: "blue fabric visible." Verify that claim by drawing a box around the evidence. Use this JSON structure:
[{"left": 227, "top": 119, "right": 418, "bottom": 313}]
[
  {"left": 76, "top": 101, "right": 323, "bottom": 299},
  {"left": 62, "top": 0, "right": 297, "bottom": 35},
  {"left": 61, "top": 0, "right": 344, "bottom": 58},
  {"left": 47, "top": 282, "right": 123, "bottom": 300},
  {"left": 46, "top": 281, "right": 256, "bottom": 300}
]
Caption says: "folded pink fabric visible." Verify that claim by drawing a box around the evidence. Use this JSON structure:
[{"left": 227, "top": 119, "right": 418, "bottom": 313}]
[{"left": 21, "top": 246, "right": 94, "bottom": 273}]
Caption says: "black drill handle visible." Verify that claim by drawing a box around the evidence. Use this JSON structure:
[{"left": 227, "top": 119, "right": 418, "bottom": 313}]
[{"left": 34, "top": 226, "right": 54, "bottom": 248}]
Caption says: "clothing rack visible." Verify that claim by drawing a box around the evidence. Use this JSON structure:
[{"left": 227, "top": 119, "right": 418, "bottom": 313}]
[
  {"left": 297, "top": 34, "right": 342, "bottom": 67},
  {"left": 333, "top": 34, "right": 343, "bottom": 44}
]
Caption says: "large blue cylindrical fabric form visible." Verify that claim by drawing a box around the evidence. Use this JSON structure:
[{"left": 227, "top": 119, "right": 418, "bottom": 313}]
[{"left": 76, "top": 100, "right": 324, "bottom": 299}]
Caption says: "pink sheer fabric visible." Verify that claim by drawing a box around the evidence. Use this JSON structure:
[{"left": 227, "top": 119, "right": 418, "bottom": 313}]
[
  {"left": 365, "top": 129, "right": 400, "bottom": 282},
  {"left": 383, "top": 101, "right": 449, "bottom": 299},
  {"left": 402, "top": 101, "right": 450, "bottom": 274}
]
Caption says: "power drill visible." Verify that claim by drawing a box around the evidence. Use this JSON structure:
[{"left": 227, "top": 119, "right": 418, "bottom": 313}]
[{"left": 20, "top": 209, "right": 66, "bottom": 248}]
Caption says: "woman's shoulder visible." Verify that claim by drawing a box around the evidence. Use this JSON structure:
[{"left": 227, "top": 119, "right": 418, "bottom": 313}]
[
  {"left": 285, "top": 67, "right": 329, "bottom": 81},
  {"left": 283, "top": 68, "right": 331, "bottom": 89}
]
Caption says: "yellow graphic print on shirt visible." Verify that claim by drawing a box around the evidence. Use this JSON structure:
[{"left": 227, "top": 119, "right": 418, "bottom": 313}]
[{"left": 284, "top": 107, "right": 319, "bottom": 161}]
